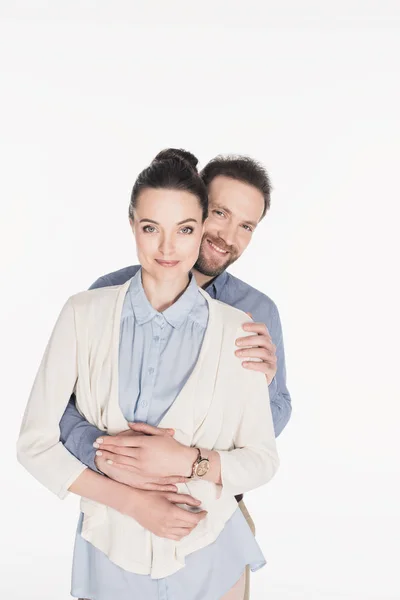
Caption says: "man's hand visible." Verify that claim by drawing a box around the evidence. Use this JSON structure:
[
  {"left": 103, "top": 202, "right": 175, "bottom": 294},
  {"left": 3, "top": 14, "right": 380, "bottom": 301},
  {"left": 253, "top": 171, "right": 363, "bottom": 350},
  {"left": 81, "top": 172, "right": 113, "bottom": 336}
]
[
  {"left": 235, "top": 317, "right": 277, "bottom": 384},
  {"left": 94, "top": 422, "right": 197, "bottom": 479},
  {"left": 95, "top": 425, "right": 189, "bottom": 491},
  {"left": 123, "top": 488, "right": 207, "bottom": 541}
]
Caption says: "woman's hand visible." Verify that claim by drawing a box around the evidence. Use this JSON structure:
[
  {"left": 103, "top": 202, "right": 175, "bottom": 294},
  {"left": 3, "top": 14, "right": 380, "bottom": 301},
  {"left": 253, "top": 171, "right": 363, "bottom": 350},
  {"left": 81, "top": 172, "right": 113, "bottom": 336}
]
[
  {"left": 95, "top": 426, "right": 189, "bottom": 491},
  {"left": 94, "top": 423, "right": 198, "bottom": 478}
]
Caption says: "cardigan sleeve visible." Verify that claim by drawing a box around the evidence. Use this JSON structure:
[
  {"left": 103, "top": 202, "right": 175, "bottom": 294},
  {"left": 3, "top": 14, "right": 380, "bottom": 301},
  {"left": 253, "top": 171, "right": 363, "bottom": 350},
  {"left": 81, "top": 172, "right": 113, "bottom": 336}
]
[
  {"left": 16, "top": 298, "right": 87, "bottom": 499},
  {"left": 216, "top": 326, "right": 280, "bottom": 496}
]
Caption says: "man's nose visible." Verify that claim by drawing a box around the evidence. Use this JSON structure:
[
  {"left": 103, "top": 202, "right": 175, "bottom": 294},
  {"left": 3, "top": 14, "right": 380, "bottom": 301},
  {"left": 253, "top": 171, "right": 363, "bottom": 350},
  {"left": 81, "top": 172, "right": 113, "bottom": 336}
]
[{"left": 218, "top": 223, "right": 236, "bottom": 248}]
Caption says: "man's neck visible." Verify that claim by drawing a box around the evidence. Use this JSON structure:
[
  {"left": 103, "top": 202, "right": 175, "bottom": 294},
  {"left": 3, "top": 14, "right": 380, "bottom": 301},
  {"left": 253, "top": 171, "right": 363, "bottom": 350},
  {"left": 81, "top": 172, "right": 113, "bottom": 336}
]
[{"left": 192, "top": 269, "right": 215, "bottom": 290}]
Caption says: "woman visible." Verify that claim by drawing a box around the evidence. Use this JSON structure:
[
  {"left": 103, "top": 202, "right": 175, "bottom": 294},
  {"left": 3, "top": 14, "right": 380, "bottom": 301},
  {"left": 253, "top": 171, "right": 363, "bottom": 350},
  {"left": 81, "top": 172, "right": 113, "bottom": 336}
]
[{"left": 17, "top": 149, "right": 279, "bottom": 600}]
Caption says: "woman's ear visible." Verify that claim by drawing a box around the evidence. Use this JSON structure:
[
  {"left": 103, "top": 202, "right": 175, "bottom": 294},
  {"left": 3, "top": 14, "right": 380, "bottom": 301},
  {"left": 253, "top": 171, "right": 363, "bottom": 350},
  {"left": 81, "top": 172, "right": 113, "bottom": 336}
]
[{"left": 129, "top": 218, "right": 135, "bottom": 236}]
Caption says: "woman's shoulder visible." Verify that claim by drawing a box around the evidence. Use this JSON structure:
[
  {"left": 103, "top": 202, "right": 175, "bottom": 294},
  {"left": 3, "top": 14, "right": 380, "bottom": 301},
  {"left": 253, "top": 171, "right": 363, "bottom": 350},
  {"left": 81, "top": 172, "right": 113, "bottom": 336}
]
[{"left": 68, "top": 280, "right": 130, "bottom": 312}]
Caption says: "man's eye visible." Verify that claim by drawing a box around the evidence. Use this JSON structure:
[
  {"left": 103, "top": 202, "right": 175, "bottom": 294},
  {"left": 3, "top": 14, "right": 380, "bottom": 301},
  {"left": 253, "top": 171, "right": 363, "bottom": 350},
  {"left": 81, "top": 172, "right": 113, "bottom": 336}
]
[
  {"left": 143, "top": 225, "right": 156, "bottom": 233},
  {"left": 214, "top": 210, "right": 225, "bottom": 217},
  {"left": 179, "top": 227, "right": 194, "bottom": 234},
  {"left": 242, "top": 224, "right": 253, "bottom": 232}
]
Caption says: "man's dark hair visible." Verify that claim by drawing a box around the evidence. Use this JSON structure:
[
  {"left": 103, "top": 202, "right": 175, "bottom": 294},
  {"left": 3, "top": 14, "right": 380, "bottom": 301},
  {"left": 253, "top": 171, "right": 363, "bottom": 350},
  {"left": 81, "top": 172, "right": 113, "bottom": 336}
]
[{"left": 200, "top": 155, "right": 272, "bottom": 219}]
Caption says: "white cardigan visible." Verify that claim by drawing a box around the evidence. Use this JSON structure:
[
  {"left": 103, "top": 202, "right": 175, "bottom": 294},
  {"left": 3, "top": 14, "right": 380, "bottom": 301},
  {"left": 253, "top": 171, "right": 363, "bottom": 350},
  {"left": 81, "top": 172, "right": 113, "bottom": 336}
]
[{"left": 17, "top": 279, "right": 279, "bottom": 578}]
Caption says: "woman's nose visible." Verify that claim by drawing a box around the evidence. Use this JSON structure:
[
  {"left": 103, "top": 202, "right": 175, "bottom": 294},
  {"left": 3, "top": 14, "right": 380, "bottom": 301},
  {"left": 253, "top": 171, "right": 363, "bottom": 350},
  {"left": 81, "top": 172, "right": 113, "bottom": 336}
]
[{"left": 159, "top": 235, "right": 175, "bottom": 256}]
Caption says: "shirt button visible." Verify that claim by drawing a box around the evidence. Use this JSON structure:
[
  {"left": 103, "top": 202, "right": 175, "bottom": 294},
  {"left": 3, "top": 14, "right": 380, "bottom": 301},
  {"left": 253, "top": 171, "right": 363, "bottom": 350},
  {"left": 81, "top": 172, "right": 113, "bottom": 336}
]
[
  {"left": 153, "top": 336, "right": 160, "bottom": 342},
  {"left": 141, "top": 400, "right": 148, "bottom": 408},
  {"left": 148, "top": 367, "right": 154, "bottom": 374}
]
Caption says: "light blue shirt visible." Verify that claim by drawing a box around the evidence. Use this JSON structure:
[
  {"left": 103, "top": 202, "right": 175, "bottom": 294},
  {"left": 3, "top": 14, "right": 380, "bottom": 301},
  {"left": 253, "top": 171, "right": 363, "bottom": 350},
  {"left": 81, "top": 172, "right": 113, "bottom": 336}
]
[
  {"left": 60, "top": 265, "right": 292, "bottom": 477},
  {"left": 71, "top": 269, "right": 265, "bottom": 600}
]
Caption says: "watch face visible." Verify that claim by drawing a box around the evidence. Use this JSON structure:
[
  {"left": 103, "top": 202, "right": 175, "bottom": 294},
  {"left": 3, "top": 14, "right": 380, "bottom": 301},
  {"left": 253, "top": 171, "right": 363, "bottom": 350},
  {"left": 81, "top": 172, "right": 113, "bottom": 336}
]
[{"left": 196, "top": 459, "right": 210, "bottom": 477}]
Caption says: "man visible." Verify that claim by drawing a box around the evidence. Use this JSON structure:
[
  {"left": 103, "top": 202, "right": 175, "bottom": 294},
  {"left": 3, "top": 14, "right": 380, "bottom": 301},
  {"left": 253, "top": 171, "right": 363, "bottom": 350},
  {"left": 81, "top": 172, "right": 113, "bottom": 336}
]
[{"left": 59, "top": 154, "right": 291, "bottom": 599}]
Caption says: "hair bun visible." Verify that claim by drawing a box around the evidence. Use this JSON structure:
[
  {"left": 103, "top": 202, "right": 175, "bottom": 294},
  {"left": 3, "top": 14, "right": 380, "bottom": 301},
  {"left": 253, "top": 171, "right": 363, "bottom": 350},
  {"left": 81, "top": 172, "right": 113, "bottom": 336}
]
[{"left": 154, "top": 148, "right": 199, "bottom": 170}]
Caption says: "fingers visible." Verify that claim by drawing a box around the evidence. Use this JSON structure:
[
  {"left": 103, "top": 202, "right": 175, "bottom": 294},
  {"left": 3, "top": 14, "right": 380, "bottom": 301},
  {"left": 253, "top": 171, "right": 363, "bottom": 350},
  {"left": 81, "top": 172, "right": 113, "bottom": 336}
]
[
  {"left": 242, "top": 360, "right": 274, "bottom": 374},
  {"left": 129, "top": 422, "right": 175, "bottom": 437},
  {"left": 166, "top": 492, "right": 202, "bottom": 507},
  {"left": 174, "top": 509, "right": 208, "bottom": 526},
  {"left": 143, "top": 483, "right": 178, "bottom": 493},
  {"left": 95, "top": 435, "right": 142, "bottom": 448},
  {"left": 235, "top": 346, "right": 277, "bottom": 362},
  {"left": 165, "top": 527, "right": 193, "bottom": 539},
  {"left": 95, "top": 449, "right": 138, "bottom": 467},
  {"left": 235, "top": 334, "right": 275, "bottom": 351},
  {"left": 157, "top": 475, "right": 189, "bottom": 485},
  {"left": 241, "top": 321, "right": 271, "bottom": 336}
]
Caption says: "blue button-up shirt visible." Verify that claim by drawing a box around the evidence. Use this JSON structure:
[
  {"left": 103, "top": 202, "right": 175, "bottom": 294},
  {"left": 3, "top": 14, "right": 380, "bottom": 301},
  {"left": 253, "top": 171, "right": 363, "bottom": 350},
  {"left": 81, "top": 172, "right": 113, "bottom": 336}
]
[{"left": 70, "top": 269, "right": 265, "bottom": 600}]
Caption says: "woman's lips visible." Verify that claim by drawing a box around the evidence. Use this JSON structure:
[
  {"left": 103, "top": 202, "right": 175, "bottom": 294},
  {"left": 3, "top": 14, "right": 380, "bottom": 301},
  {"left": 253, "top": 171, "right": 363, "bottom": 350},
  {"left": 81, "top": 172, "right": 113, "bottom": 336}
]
[{"left": 155, "top": 259, "right": 180, "bottom": 267}]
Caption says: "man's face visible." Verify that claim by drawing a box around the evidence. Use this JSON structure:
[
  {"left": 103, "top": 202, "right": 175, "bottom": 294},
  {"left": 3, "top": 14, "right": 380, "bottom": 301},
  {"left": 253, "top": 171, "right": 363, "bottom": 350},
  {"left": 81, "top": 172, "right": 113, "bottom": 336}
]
[{"left": 194, "top": 175, "right": 265, "bottom": 278}]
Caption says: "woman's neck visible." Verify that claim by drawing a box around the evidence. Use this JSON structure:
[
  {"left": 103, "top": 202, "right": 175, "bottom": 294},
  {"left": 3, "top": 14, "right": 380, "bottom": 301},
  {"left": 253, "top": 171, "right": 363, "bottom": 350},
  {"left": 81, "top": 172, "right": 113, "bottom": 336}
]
[{"left": 141, "top": 269, "right": 191, "bottom": 313}]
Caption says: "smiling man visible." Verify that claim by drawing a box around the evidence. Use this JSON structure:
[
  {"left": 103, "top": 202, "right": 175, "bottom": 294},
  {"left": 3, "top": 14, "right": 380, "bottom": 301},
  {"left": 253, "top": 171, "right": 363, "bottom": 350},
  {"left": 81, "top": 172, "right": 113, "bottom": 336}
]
[{"left": 59, "top": 153, "right": 291, "bottom": 600}]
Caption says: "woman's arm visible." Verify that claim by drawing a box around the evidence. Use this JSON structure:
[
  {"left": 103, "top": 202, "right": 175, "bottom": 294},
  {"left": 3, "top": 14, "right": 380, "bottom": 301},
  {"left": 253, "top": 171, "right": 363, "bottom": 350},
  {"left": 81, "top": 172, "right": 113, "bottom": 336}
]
[
  {"left": 209, "top": 324, "right": 279, "bottom": 496},
  {"left": 16, "top": 298, "right": 88, "bottom": 498}
]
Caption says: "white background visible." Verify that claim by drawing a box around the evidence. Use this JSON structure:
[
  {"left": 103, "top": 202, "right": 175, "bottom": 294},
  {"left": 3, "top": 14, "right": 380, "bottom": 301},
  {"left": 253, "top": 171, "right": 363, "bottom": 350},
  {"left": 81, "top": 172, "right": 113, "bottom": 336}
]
[{"left": 1, "top": 2, "right": 400, "bottom": 599}]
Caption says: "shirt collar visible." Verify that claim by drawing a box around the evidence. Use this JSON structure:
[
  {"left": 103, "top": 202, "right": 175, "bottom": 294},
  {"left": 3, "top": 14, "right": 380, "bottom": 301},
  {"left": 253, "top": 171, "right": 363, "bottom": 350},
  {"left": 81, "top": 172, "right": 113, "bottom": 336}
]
[
  {"left": 128, "top": 268, "right": 200, "bottom": 329},
  {"left": 204, "top": 270, "right": 229, "bottom": 297}
]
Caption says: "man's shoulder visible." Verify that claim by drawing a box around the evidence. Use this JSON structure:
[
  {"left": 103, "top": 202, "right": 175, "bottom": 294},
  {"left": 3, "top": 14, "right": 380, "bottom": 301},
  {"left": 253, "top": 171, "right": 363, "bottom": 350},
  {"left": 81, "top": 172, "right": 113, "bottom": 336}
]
[
  {"left": 224, "top": 272, "right": 278, "bottom": 314},
  {"left": 89, "top": 265, "right": 140, "bottom": 290}
]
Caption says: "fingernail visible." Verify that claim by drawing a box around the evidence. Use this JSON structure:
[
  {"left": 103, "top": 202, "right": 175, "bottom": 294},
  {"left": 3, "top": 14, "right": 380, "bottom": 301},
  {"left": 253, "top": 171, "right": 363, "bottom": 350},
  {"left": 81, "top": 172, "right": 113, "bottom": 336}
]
[
  {"left": 95, "top": 450, "right": 102, "bottom": 456},
  {"left": 96, "top": 438, "right": 104, "bottom": 444},
  {"left": 106, "top": 459, "right": 113, "bottom": 465},
  {"left": 93, "top": 442, "right": 100, "bottom": 449}
]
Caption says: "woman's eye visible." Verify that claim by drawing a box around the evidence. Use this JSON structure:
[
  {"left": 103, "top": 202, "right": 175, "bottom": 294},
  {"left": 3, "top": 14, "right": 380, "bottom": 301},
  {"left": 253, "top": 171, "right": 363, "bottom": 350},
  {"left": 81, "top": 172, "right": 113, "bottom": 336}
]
[
  {"left": 179, "top": 227, "right": 194, "bottom": 234},
  {"left": 143, "top": 225, "right": 156, "bottom": 233}
]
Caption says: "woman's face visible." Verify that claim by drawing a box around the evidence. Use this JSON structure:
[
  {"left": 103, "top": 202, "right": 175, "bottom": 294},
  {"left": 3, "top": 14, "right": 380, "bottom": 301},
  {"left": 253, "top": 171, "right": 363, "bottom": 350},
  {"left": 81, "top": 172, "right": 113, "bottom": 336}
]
[{"left": 130, "top": 188, "right": 205, "bottom": 282}]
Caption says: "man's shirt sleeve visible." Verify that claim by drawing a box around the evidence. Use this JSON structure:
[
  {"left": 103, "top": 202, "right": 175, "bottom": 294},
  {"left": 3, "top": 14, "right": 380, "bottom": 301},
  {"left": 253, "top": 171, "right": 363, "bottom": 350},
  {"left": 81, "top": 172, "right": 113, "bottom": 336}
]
[{"left": 265, "top": 302, "right": 292, "bottom": 437}]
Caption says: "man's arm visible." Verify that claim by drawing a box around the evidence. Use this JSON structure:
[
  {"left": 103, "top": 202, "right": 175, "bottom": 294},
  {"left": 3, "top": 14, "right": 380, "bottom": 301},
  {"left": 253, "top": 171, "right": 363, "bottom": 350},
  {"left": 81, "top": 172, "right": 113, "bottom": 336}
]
[
  {"left": 267, "top": 305, "right": 292, "bottom": 436},
  {"left": 60, "top": 396, "right": 105, "bottom": 472}
]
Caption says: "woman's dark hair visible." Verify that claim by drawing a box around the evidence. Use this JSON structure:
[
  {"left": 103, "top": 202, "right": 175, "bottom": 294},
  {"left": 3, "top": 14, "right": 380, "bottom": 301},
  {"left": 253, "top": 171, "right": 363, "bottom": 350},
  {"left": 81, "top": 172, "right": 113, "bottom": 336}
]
[
  {"left": 200, "top": 155, "right": 272, "bottom": 219},
  {"left": 129, "top": 148, "right": 208, "bottom": 222}
]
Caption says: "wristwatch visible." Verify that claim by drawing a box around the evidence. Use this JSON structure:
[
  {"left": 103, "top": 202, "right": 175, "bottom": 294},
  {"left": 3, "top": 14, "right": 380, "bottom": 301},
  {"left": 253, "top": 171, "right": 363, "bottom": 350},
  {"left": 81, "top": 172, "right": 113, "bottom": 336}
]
[{"left": 190, "top": 448, "right": 210, "bottom": 478}]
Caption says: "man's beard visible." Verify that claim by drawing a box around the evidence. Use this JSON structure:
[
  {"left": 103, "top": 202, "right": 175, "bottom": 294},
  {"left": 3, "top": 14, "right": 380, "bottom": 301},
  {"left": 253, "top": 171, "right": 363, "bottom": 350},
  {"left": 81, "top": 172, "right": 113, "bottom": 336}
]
[{"left": 194, "top": 235, "right": 239, "bottom": 278}]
